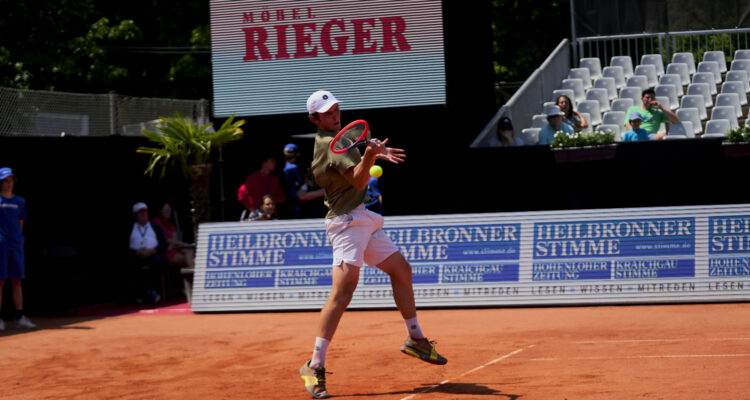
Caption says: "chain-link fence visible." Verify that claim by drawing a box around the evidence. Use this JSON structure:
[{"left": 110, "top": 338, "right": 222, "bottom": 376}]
[{"left": 0, "top": 87, "right": 209, "bottom": 137}]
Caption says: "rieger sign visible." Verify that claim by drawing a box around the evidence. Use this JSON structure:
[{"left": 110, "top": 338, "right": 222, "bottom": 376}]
[
  {"left": 210, "top": 0, "right": 446, "bottom": 116},
  {"left": 191, "top": 205, "right": 750, "bottom": 312}
]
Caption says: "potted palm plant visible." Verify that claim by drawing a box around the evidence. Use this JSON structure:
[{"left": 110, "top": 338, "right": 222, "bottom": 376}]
[{"left": 137, "top": 113, "right": 245, "bottom": 239}]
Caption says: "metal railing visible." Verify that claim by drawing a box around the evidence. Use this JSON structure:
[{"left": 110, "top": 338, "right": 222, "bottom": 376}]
[
  {"left": 471, "top": 39, "right": 569, "bottom": 148},
  {"left": 576, "top": 28, "right": 750, "bottom": 69}
]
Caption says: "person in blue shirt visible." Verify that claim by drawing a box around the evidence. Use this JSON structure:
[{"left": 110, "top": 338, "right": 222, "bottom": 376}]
[
  {"left": 538, "top": 105, "right": 575, "bottom": 145},
  {"left": 621, "top": 112, "right": 652, "bottom": 141},
  {"left": 0, "top": 167, "right": 35, "bottom": 330}
]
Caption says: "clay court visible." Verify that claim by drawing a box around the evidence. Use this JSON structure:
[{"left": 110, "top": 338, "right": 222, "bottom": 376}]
[{"left": 2, "top": 301, "right": 749, "bottom": 399}]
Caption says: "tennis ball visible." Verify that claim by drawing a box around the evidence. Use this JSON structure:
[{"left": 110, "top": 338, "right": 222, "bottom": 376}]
[{"left": 369, "top": 165, "right": 383, "bottom": 178}]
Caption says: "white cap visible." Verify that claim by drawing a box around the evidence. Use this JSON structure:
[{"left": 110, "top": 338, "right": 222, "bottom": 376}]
[
  {"left": 306, "top": 90, "right": 341, "bottom": 114},
  {"left": 546, "top": 105, "right": 565, "bottom": 117},
  {"left": 132, "top": 202, "right": 148, "bottom": 213}
]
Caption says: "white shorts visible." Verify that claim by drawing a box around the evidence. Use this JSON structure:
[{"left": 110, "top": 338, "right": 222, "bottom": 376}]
[{"left": 325, "top": 204, "right": 399, "bottom": 268}]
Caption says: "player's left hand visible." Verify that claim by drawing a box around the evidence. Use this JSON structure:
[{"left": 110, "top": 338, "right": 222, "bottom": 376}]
[{"left": 367, "top": 138, "right": 405, "bottom": 164}]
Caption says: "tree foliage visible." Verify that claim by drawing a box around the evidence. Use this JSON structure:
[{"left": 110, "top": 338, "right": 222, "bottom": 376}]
[
  {"left": 0, "top": 0, "right": 211, "bottom": 99},
  {"left": 491, "top": 0, "right": 571, "bottom": 82}
]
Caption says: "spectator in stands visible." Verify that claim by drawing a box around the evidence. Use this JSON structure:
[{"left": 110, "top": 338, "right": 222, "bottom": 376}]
[
  {"left": 538, "top": 105, "right": 575, "bottom": 145},
  {"left": 0, "top": 167, "right": 35, "bottom": 330},
  {"left": 623, "top": 88, "right": 677, "bottom": 136},
  {"left": 365, "top": 176, "right": 383, "bottom": 214},
  {"left": 282, "top": 143, "right": 303, "bottom": 218},
  {"left": 151, "top": 202, "right": 194, "bottom": 271},
  {"left": 297, "top": 168, "right": 327, "bottom": 218},
  {"left": 128, "top": 202, "right": 168, "bottom": 304},
  {"left": 489, "top": 116, "right": 523, "bottom": 146},
  {"left": 238, "top": 155, "right": 286, "bottom": 218},
  {"left": 621, "top": 112, "right": 654, "bottom": 141},
  {"left": 243, "top": 194, "right": 277, "bottom": 221},
  {"left": 556, "top": 94, "right": 588, "bottom": 132}
]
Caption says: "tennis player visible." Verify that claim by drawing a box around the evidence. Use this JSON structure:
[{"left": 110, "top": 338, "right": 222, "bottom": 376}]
[{"left": 299, "top": 90, "right": 447, "bottom": 399}]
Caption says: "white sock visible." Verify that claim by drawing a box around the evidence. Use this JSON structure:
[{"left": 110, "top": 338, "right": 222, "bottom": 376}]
[
  {"left": 310, "top": 337, "right": 330, "bottom": 368},
  {"left": 404, "top": 317, "right": 425, "bottom": 339}
]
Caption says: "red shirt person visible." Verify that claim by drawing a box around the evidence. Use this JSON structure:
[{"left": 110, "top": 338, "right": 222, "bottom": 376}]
[{"left": 237, "top": 156, "right": 286, "bottom": 213}]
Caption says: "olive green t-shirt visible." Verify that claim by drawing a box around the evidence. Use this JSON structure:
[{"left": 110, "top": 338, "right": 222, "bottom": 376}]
[{"left": 311, "top": 128, "right": 371, "bottom": 218}]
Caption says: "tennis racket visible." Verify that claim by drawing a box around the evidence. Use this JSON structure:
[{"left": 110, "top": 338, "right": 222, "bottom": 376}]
[{"left": 329, "top": 119, "right": 371, "bottom": 154}]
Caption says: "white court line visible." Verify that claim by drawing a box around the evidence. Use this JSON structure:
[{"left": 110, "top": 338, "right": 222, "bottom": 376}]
[
  {"left": 398, "top": 345, "right": 533, "bottom": 400},
  {"left": 575, "top": 337, "right": 750, "bottom": 344},
  {"left": 530, "top": 353, "right": 750, "bottom": 361}
]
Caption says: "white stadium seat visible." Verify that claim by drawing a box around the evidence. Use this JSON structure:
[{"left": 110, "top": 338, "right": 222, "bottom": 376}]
[
  {"left": 686, "top": 82, "right": 713, "bottom": 108},
  {"left": 641, "top": 54, "right": 666, "bottom": 76},
  {"left": 711, "top": 106, "right": 739, "bottom": 129},
  {"left": 658, "top": 74, "right": 684, "bottom": 96},
  {"left": 672, "top": 52, "right": 696, "bottom": 75},
  {"left": 561, "top": 78, "right": 586, "bottom": 104},
  {"left": 697, "top": 61, "right": 722, "bottom": 84},
  {"left": 634, "top": 64, "right": 658, "bottom": 88},
  {"left": 611, "top": 98, "right": 634, "bottom": 113},
  {"left": 579, "top": 112, "right": 593, "bottom": 133},
  {"left": 666, "top": 63, "right": 691, "bottom": 86},
  {"left": 602, "top": 66, "right": 626, "bottom": 89},
  {"left": 715, "top": 93, "right": 743, "bottom": 119},
  {"left": 720, "top": 81, "right": 748, "bottom": 106},
  {"left": 703, "top": 50, "right": 728, "bottom": 73},
  {"left": 602, "top": 111, "right": 626, "bottom": 128},
  {"left": 703, "top": 119, "right": 731, "bottom": 136},
  {"left": 585, "top": 88, "right": 610, "bottom": 113},
  {"left": 521, "top": 128, "right": 540, "bottom": 145},
  {"left": 568, "top": 68, "right": 592, "bottom": 90},
  {"left": 579, "top": 58, "right": 603, "bottom": 81},
  {"left": 531, "top": 114, "right": 548, "bottom": 128},
  {"left": 724, "top": 70, "right": 750, "bottom": 94},
  {"left": 691, "top": 72, "right": 718, "bottom": 94},
  {"left": 619, "top": 86, "right": 643, "bottom": 106},
  {"left": 668, "top": 121, "right": 694, "bottom": 138},
  {"left": 655, "top": 84, "right": 679, "bottom": 110},
  {"left": 626, "top": 75, "right": 649, "bottom": 92},
  {"left": 553, "top": 89, "right": 576, "bottom": 105},
  {"left": 593, "top": 77, "right": 618, "bottom": 100},
  {"left": 610, "top": 56, "right": 634, "bottom": 78},
  {"left": 675, "top": 107, "right": 703, "bottom": 136},
  {"left": 734, "top": 49, "right": 750, "bottom": 60},
  {"left": 577, "top": 100, "right": 602, "bottom": 125},
  {"left": 680, "top": 94, "right": 708, "bottom": 120}
]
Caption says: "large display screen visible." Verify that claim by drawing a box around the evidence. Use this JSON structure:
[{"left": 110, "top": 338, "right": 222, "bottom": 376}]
[{"left": 210, "top": 0, "right": 446, "bottom": 117}]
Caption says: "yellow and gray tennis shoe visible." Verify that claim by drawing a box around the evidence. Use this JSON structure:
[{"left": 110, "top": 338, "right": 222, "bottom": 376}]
[
  {"left": 300, "top": 360, "right": 330, "bottom": 399},
  {"left": 400, "top": 336, "right": 448, "bottom": 365}
]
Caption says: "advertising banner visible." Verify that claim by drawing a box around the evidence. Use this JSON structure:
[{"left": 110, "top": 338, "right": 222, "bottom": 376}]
[{"left": 191, "top": 205, "right": 750, "bottom": 312}]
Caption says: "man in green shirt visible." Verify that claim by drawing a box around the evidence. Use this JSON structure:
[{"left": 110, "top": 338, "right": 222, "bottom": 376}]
[
  {"left": 623, "top": 88, "right": 678, "bottom": 138},
  {"left": 299, "top": 90, "right": 447, "bottom": 399}
]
